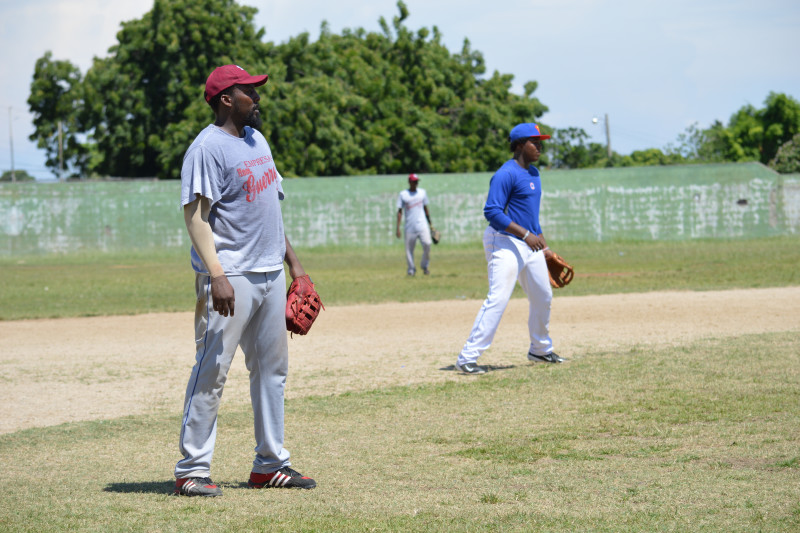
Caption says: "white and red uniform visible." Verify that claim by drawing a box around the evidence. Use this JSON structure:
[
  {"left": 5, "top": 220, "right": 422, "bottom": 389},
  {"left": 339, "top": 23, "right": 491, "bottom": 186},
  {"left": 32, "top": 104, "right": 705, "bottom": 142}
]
[{"left": 397, "top": 187, "right": 431, "bottom": 275}]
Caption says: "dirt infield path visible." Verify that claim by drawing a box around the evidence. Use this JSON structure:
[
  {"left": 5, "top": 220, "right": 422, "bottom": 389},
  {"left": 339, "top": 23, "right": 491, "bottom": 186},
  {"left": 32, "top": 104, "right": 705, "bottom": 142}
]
[{"left": 2, "top": 287, "right": 799, "bottom": 434}]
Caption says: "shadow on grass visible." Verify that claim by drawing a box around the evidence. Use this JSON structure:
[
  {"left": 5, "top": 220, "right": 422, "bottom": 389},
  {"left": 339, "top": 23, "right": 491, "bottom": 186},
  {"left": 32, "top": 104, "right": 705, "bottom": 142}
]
[
  {"left": 439, "top": 364, "right": 516, "bottom": 373},
  {"left": 104, "top": 481, "right": 175, "bottom": 495},
  {"left": 104, "top": 480, "right": 269, "bottom": 495}
]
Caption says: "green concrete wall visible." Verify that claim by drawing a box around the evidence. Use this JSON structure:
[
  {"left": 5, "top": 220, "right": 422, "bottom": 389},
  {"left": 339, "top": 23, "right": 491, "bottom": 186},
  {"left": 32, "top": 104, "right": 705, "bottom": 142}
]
[{"left": 1, "top": 163, "right": 797, "bottom": 256}]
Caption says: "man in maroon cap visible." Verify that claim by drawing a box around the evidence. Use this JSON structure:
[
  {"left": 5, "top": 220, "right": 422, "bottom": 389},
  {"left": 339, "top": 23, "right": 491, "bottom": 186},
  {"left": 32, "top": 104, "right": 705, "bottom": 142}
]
[
  {"left": 396, "top": 173, "right": 434, "bottom": 276},
  {"left": 173, "top": 65, "right": 316, "bottom": 496}
]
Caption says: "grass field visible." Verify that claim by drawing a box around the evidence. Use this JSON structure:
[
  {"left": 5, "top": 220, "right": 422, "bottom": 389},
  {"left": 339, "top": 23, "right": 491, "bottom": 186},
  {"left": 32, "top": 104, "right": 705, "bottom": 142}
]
[
  {"left": 1, "top": 237, "right": 799, "bottom": 532},
  {"left": 1, "top": 236, "right": 799, "bottom": 320},
  {"left": 1, "top": 332, "right": 798, "bottom": 532}
]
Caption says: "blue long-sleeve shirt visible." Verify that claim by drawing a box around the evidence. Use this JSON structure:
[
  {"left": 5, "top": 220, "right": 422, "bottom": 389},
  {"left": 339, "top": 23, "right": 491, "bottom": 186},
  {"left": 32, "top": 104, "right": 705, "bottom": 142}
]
[{"left": 483, "top": 160, "right": 543, "bottom": 236}]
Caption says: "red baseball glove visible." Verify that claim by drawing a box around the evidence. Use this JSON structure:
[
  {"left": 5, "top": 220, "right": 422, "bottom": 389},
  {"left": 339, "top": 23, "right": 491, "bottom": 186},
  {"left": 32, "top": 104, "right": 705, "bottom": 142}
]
[
  {"left": 285, "top": 275, "right": 324, "bottom": 335},
  {"left": 545, "top": 251, "right": 574, "bottom": 288}
]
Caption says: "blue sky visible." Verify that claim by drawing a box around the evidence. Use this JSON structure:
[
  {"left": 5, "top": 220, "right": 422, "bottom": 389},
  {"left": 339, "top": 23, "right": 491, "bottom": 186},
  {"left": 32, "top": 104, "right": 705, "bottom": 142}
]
[{"left": 2, "top": 0, "right": 798, "bottom": 180}]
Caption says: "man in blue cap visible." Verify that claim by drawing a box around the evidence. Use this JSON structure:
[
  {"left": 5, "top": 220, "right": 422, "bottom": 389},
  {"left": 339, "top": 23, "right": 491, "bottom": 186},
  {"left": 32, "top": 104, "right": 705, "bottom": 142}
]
[{"left": 455, "top": 123, "right": 566, "bottom": 374}]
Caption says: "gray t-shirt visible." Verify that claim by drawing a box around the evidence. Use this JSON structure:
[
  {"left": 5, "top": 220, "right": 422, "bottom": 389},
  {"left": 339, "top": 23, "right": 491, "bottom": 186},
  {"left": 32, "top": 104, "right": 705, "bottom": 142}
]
[{"left": 181, "top": 124, "right": 286, "bottom": 274}]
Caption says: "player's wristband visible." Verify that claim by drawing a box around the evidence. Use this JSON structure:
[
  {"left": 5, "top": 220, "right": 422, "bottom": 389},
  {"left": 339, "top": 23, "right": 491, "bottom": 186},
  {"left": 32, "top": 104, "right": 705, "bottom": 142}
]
[{"left": 522, "top": 230, "right": 530, "bottom": 241}]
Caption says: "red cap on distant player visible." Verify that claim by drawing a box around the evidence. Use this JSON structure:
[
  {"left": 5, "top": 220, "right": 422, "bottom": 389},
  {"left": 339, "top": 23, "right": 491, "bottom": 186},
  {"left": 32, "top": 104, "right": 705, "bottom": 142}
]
[
  {"left": 204, "top": 65, "right": 268, "bottom": 102},
  {"left": 408, "top": 173, "right": 420, "bottom": 181}
]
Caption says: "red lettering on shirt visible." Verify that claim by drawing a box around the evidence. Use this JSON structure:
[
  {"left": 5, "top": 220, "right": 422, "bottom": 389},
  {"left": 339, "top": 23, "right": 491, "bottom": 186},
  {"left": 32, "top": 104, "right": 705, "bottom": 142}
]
[
  {"left": 241, "top": 165, "right": 278, "bottom": 202},
  {"left": 243, "top": 156, "right": 273, "bottom": 168},
  {"left": 405, "top": 199, "right": 424, "bottom": 210}
]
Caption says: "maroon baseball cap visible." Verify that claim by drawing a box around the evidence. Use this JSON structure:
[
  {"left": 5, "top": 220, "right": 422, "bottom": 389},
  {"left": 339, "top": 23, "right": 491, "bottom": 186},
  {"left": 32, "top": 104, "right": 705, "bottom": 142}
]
[
  {"left": 204, "top": 65, "right": 268, "bottom": 102},
  {"left": 408, "top": 173, "right": 420, "bottom": 181}
]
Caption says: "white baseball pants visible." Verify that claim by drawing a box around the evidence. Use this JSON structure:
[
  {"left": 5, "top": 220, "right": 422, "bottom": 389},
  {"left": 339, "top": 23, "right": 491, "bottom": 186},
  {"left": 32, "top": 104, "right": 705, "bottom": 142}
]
[
  {"left": 175, "top": 270, "right": 291, "bottom": 479},
  {"left": 405, "top": 226, "right": 432, "bottom": 275},
  {"left": 458, "top": 227, "right": 553, "bottom": 365}
]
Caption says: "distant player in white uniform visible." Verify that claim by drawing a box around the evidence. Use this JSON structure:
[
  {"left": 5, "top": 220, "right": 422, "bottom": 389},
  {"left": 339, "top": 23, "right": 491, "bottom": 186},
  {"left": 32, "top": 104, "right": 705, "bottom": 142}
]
[
  {"left": 455, "top": 123, "right": 566, "bottom": 375},
  {"left": 174, "top": 65, "right": 316, "bottom": 497},
  {"left": 396, "top": 173, "right": 434, "bottom": 276}
]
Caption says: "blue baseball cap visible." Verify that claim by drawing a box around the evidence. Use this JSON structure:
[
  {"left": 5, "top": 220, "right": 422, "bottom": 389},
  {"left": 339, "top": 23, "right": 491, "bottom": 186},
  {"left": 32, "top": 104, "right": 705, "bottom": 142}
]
[{"left": 509, "top": 123, "right": 551, "bottom": 143}]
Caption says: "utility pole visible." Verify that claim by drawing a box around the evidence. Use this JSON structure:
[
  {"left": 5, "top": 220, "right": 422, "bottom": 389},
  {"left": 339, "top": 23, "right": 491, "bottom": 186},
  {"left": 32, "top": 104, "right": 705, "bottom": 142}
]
[
  {"left": 592, "top": 114, "right": 612, "bottom": 160},
  {"left": 58, "top": 120, "right": 64, "bottom": 181},
  {"left": 8, "top": 107, "right": 15, "bottom": 182}
]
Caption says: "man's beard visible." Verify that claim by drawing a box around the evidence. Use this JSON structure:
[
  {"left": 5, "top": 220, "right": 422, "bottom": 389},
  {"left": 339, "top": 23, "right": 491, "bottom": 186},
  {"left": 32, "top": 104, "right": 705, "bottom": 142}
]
[
  {"left": 234, "top": 100, "right": 263, "bottom": 130},
  {"left": 244, "top": 108, "right": 262, "bottom": 130}
]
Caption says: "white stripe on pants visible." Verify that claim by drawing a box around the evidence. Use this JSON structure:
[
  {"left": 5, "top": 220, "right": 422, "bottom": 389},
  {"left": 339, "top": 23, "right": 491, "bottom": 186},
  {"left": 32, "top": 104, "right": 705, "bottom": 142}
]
[
  {"left": 175, "top": 270, "right": 291, "bottom": 479},
  {"left": 458, "top": 227, "right": 553, "bottom": 365}
]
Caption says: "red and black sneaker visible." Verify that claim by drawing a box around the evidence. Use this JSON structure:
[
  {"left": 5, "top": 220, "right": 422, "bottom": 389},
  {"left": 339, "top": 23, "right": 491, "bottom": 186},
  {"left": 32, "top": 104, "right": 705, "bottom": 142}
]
[
  {"left": 174, "top": 477, "right": 223, "bottom": 497},
  {"left": 248, "top": 467, "right": 316, "bottom": 490}
]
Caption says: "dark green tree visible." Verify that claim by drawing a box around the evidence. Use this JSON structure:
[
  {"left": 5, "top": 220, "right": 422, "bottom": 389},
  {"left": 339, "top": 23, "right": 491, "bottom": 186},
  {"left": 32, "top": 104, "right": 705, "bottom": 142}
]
[
  {"left": 623, "top": 148, "right": 685, "bottom": 166},
  {"left": 80, "top": 0, "right": 272, "bottom": 178},
  {"left": 260, "top": 3, "right": 547, "bottom": 176},
  {"left": 1, "top": 170, "right": 36, "bottom": 182},
  {"left": 544, "top": 127, "right": 607, "bottom": 169},
  {"left": 760, "top": 92, "right": 800, "bottom": 162},
  {"left": 29, "top": 0, "right": 548, "bottom": 178},
  {"left": 27, "top": 52, "right": 88, "bottom": 178},
  {"left": 666, "top": 122, "right": 709, "bottom": 160},
  {"left": 769, "top": 132, "right": 800, "bottom": 174},
  {"left": 689, "top": 92, "right": 800, "bottom": 165}
]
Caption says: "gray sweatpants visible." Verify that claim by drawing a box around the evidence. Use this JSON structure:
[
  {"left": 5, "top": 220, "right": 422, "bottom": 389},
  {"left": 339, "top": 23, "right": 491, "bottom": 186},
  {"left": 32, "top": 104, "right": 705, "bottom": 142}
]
[{"left": 175, "top": 270, "right": 291, "bottom": 479}]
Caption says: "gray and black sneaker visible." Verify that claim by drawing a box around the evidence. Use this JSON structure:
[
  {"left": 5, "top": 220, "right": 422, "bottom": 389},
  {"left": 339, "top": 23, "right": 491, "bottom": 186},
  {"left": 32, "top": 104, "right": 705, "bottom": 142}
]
[
  {"left": 249, "top": 467, "right": 316, "bottom": 490},
  {"left": 455, "top": 362, "right": 487, "bottom": 374},
  {"left": 174, "top": 477, "right": 223, "bottom": 497},
  {"left": 527, "top": 352, "right": 566, "bottom": 364}
]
